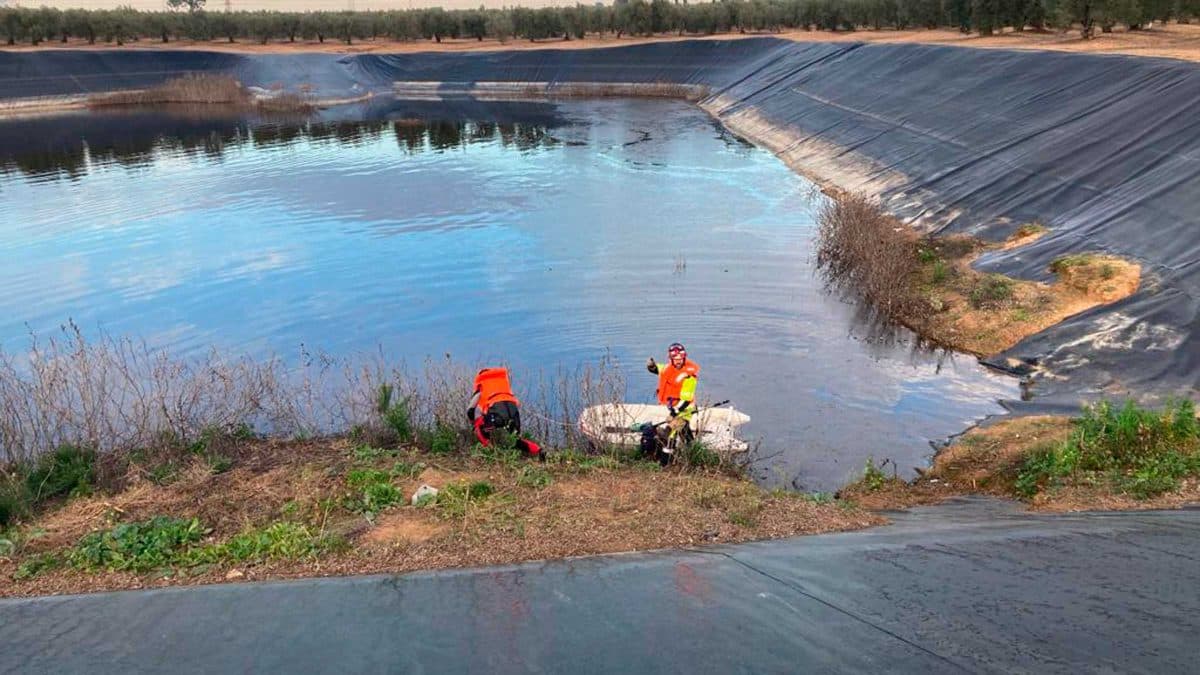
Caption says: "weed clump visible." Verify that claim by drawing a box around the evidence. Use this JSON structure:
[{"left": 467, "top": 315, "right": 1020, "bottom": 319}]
[
  {"left": 516, "top": 465, "right": 552, "bottom": 489},
  {"left": 433, "top": 481, "right": 496, "bottom": 518},
  {"left": 1014, "top": 222, "right": 1048, "bottom": 239},
  {"left": 345, "top": 469, "right": 405, "bottom": 516},
  {"left": 18, "top": 517, "right": 341, "bottom": 579},
  {"left": 861, "top": 457, "right": 889, "bottom": 492},
  {"left": 69, "top": 516, "right": 205, "bottom": 573},
  {"left": 969, "top": 274, "right": 1015, "bottom": 308},
  {"left": 677, "top": 442, "right": 721, "bottom": 469},
  {"left": 418, "top": 422, "right": 461, "bottom": 455},
  {"left": 193, "top": 522, "right": 338, "bottom": 565},
  {"left": 1016, "top": 400, "right": 1200, "bottom": 499},
  {"left": 376, "top": 384, "right": 413, "bottom": 443}
]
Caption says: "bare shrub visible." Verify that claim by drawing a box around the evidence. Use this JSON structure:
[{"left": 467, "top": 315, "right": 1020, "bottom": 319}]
[{"left": 816, "top": 193, "right": 921, "bottom": 323}]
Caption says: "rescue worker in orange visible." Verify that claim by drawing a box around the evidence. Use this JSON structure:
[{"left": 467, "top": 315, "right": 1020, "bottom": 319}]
[
  {"left": 642, "top": 343, "right": 699, "bottom": 462},
  {"left": 467, "top": 367, "right": 542, "bottom": 457}
]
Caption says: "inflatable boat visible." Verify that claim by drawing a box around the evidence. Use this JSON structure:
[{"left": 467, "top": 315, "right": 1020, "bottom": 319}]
[{"left": 578, "top": 403, "right": 751, "bottom": 454}]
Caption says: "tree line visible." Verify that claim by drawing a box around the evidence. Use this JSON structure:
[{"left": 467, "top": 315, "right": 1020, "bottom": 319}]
[{"left": 2, "top": 0, "right": 1198, "bottom": 48}]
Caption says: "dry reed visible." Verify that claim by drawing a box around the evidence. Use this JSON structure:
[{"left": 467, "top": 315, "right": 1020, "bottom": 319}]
[
  {"left": 0, "top": 325, "right": 625, "bottom": 465},
  {"left": 88, "top": 74, "right": 314, "bottom": 113}
]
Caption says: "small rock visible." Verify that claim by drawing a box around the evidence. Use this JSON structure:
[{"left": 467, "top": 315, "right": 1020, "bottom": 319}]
[
  {"left": 411, "top": 484, "right": 439, "bottom": 506},
  {"left": 225, "top": 569, "right": 244, "bottom": 580}
]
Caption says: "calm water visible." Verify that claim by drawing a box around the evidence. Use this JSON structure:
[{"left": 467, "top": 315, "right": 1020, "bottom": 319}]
[{"left": 0, "top": 98, "right": 1017, "bottom": 490}]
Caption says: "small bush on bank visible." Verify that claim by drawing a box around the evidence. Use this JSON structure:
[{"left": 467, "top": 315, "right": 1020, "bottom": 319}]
[
  {"left": 419, "top": 422, "right": 461, "bottom": 455},
  {"left": 1016, "top": 400, "right": 1200, "bottom": 499},
  {"left": 0, "top": 475, "right": 31, "bottom": 527},
  {"left": 25, "top": 444, "right": 96, "bottom": 502},
  {"left": 377, "top": 384, "right": 413, "bottom": 443}
]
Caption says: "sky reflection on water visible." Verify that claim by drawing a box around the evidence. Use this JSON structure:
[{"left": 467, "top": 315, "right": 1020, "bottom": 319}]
[{"left": 0, "top": 98, "right": 1018, "bottom": 490}]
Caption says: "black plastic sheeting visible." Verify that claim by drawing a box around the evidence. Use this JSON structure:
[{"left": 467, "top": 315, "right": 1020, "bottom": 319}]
[
  {"left": 4, "top": 499, "right": 1199, "bottom": 673},
  {"left": 2, "top": 40, "right": 1197, "bottom": 405}
]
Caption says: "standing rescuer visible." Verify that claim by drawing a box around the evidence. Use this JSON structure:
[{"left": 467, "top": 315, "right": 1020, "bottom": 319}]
[
  {"left": 642, "top": 343, "right": 700, "bottom": 463},
  {"left": 467, "top": 366, "right": 542, "bottom": 458}
]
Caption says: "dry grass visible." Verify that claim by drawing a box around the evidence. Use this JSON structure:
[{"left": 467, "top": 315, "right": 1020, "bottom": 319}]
[
  {"left": 88, "top": 74, "right": 315, "bottom": 113},
  {"left": 816, "top": 194, "right": 1141, "bottom": 356},
  {"left": 543, "top": 82, "right": 709, "bottom": 101},
  {"left": 0, "top": 437, "right": 880, "bottom": 598}
]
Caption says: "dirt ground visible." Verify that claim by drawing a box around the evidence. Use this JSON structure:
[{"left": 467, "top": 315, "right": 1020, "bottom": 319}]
[
  {"left": 5, "top": 23, "right": 1200, "bottom": 64},
  {"left": 908, "top": 232, "right": 1141, "bottom": 357},
  {"left": 0, "top": 439, "right": 881, "bottom": 598}
]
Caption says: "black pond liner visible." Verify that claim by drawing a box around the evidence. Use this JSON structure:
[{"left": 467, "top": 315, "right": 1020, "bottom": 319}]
[{"left": 3, "top": 39, "right": 1198, "bottom": 407}]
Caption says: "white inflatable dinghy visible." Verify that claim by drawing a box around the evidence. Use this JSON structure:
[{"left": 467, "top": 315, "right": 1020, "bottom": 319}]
[{"left": 578, "top": 403, "right": 751, "bottom": 454}]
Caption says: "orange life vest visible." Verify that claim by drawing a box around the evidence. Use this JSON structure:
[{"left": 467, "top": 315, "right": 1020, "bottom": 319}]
[
  {"left": 656, "top": 359, "right": 699, "bottom": 405},
  {"left": 474, "top": 367, "right": 519, "bottom": 413}
]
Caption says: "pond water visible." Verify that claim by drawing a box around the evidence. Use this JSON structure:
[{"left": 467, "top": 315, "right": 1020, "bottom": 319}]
[{"left": 0, "top": 97, "right": 1018, "bottom": 490}]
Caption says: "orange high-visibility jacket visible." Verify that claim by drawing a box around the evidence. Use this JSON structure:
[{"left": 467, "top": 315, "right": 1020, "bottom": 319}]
[
  {"left": 655, "top": 360, "right": 699, "bottom": 406},
  {"left": 474, "top": 367, "right": 519, "bottom": 413}
]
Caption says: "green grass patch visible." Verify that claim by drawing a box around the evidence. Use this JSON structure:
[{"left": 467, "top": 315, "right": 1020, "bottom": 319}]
[
  {"left": 1015, "top": 222, "right": 1047, "bottom": 239},
  {"left": 15, "top": 551, "right": 65, "bottom": 580},
  {"left": 931, "top": 259, "right": 950, "bottom": 285},
  {"left": 516, "top": 465, "right": 552, "bottom": 489},
  {"left": 1015, "top": 400, "right": 1200, "bottom": 499},
  {"left": 433, "top": 481, "right": 496, "bottom": 518},
  {"left": 344, "top": 468, "right": 405, "bottom": 515},
  {"left": 545, "top": 449, "right": 623, "bottom": 473},
  {"left": 353, "top": 444, "right": 397, "bottom": 462},
  {"left": 678, "top": 442, "right": 721, "bottom": 469},
  {"left": 190, "top": 522, "right": 339, "bottom": 565},
  {"left": 16, "top": 517, "right": 341, "bottom": 580},
  {"left": 970, "top": 274, "right": 1015, "bottom": 308},
  {"left": 69, "top": 516, "right": 205, "bottom": 573},
  {"left": 1049, "top": 253, "right": 1101, "bottom": 275}
]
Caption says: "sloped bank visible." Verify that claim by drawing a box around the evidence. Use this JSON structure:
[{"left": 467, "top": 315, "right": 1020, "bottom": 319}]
[{"left": 2, "top": 39, "right": 1197, "bottom": 405}]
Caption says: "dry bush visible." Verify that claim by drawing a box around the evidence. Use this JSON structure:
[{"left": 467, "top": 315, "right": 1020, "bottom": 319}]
[
  {"left": 0, "top": 326, "right": 625, "bottom": 466},
  {"left": 816, "top": 193, "right": 921, "bottom": 322}
]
